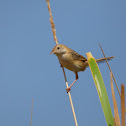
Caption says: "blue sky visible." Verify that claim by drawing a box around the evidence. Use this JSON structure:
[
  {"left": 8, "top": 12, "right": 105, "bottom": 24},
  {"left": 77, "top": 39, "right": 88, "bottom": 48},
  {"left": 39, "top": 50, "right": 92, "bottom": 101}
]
[{"left": 0, "top": 0, "right": 126, "bottom": 126}]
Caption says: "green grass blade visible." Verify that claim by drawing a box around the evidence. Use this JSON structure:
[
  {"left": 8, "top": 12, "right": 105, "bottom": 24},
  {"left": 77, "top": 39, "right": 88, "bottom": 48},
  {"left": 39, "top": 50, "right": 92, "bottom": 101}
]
[{"left": 86, "top": 52, "right": 115, "bottom": 126}]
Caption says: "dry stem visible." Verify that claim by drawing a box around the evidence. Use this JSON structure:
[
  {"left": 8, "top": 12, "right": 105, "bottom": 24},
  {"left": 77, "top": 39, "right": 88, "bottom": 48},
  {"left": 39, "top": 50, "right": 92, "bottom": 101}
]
[
  {"left": 30, "top": 97, "right": 33, "bottom": 126},
  {"left": 61, "top": 66, "right": 78, "bottom": 126},
  {"left": 46, "top": 0, "right": 58, "bottom": 45},
  {"left": 98, "top": 43, "right": 121, "bottom": 97},
  {"left": 46, "top": 1, "right": 78, "bottom": 125},
  {"left": 121, "top": 84, "right": 125, "bottom": 126},
  {"left": 110, "top": 72, "right": 121, "bottom": 126}
]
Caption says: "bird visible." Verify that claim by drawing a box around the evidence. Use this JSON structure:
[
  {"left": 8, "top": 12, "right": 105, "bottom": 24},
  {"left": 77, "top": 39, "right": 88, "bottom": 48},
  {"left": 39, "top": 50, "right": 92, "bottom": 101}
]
[{"left": 51, "top": 44, "right": 114, "bottom": 92}]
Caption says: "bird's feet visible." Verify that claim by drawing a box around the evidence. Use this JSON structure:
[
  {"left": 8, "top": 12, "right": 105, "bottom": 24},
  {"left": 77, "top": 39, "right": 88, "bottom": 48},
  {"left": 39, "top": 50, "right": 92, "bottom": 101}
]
[
  {"left": 66, "top": 87, "right": 71, "bottom": 93},
  {"left": 60, "top": 63, "right": 63, "bottom": 67}
]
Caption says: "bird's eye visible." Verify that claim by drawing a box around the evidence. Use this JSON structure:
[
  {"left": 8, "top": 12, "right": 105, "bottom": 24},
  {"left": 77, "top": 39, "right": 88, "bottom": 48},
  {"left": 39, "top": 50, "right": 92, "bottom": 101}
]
[{"left": 57, "top": 47, "right": 60, "bottom": 49}]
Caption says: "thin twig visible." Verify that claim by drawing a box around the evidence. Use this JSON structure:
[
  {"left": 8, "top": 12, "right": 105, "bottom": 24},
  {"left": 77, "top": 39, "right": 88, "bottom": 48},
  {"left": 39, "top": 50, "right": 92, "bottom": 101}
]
[
  {"left": 46, "top": 1, "right": 78, "bottom": 125},
  {"left": 98, "top": 43, "right": 121, "bottom": 97},
  {"left": 30, "top": 97, "right": 33, "bottom": 126}
]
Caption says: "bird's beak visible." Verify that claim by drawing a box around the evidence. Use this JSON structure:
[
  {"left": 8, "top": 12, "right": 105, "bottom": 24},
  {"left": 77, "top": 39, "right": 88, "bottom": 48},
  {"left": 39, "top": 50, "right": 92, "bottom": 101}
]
[{"left": 50, "top": 51, "right": 54, "bottom": 55}]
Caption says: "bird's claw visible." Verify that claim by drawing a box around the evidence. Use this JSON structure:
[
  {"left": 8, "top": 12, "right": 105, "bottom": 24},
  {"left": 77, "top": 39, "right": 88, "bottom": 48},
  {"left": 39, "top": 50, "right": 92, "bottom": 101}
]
[
  {"left": 66, "top": 87, "right": 71, "bottom": 93},
  {"left": 60, "top": 63, "right": 63, "bottom": 67}
]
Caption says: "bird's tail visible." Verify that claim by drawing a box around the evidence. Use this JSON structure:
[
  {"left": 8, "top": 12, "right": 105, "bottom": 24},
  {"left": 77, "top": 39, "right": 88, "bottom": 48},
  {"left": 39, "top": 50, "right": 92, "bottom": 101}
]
[{"left": 96, "top": 56, "right": 115, "bottom": 63}]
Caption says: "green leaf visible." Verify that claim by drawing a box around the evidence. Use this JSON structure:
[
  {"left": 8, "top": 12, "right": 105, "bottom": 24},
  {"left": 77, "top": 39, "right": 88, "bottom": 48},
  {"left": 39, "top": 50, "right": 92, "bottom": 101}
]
[{"left": 86, "top": 52, "right": 115, "bottom": 126}]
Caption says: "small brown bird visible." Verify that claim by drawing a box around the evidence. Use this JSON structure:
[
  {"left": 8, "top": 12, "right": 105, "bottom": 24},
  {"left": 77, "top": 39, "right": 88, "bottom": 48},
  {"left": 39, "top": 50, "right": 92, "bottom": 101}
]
[{"left": 51, "top": 44, "right": 114, "bottom": 92}]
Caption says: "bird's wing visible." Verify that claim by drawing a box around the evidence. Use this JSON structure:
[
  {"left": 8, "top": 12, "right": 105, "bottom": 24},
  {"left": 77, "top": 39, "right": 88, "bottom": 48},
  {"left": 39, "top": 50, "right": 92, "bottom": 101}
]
[{"left": 69, "top": 51, "right": 87, "bottom": 62}]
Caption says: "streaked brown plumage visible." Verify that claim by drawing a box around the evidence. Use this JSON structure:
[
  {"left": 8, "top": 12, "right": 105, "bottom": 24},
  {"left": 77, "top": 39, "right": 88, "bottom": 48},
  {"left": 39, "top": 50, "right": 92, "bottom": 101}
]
[{"left": 51, "top": 44, "right": 114, "bottom": 92}]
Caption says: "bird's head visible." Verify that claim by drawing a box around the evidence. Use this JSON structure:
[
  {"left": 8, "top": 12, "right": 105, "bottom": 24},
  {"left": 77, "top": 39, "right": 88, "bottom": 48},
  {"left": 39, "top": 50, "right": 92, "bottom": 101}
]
[{"left": 50, "top": 44, "right": 67, "bottom": 56}]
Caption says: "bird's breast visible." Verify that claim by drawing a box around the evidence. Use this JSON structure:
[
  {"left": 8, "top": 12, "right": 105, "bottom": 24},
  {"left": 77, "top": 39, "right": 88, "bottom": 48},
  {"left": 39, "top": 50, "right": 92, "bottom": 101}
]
[
  {"left": 57, "top": 54, "right": 88, "bottom": 72},
  {"left": 58, "top": 54, "right": 75, "bottom": 71}
]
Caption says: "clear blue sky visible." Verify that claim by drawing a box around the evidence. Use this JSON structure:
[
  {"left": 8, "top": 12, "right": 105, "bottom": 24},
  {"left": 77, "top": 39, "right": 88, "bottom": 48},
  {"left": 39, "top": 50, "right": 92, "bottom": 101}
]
[{"left": 0, "top": 0, "right": 126, "bottom": 126}]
